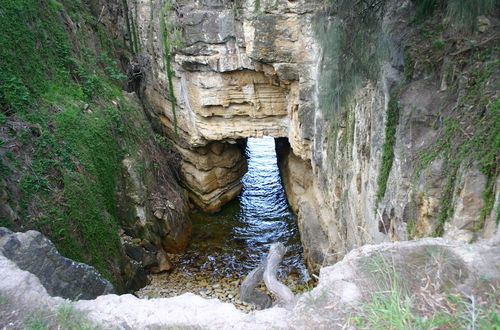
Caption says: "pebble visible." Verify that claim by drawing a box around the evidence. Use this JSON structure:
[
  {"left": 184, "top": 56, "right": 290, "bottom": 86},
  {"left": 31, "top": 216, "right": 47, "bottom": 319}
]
[{"left": 136, "top": 255, "right": 314, "bottom": 313}]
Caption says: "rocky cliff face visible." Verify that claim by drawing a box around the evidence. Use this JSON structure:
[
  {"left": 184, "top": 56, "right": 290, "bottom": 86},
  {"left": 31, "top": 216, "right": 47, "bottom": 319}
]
[
  {"left": 128, "top": 0, "right": 319, "bottom": 212},
  {"left": 123, "top": 0, "right": 498, "bottom": 271},
  {"left": 0, "top": 228, "right": 114, "bottom": 300}
]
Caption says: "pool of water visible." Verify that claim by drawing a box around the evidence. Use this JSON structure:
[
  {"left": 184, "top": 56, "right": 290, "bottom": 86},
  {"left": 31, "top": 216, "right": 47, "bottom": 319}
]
[{"left": 179, "top": 137, "right": 308, "bottom": 281}]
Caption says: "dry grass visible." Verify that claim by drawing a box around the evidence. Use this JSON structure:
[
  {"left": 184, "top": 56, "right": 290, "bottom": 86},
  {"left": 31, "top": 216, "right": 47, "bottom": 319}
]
[{"left": 348, "top": 246, "right": 499, "bottom": 329}]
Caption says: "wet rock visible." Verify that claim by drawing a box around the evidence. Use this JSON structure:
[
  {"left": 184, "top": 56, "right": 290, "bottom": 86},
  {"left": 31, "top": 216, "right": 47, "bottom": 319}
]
[{"left": 125, "top": 244, "right": 144, "bottom": 262}]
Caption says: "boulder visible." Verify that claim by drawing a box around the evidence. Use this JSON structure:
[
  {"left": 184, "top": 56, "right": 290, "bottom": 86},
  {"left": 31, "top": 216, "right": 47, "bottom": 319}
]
[{"left": 0, "top": 228, "right": 114, "bottom": 300}]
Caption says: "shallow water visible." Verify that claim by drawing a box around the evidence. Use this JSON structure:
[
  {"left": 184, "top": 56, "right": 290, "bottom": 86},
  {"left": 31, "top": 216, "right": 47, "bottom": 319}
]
[{"left": 179, "top": 137, "right": 308, "bottom": 281}]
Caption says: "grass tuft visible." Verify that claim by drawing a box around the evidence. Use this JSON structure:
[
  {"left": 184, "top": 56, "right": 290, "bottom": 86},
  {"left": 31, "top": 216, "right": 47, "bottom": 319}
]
[
  {"left": 376, "top": 92, "right": 401, "bottom": 205},
  {"left": 349, "top": 252, "right": 499, "bottom": 329},
  {"left": 413, "top": 0, "right": 499, "bottom": 31}
]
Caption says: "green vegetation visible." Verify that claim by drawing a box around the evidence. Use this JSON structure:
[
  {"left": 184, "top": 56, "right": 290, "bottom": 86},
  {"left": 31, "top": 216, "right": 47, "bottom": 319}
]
[
  {"left": 0, "top": 0, "right": 162, "bottom": 287},
  {"left": 375, "top": 92, "right": 401, "bottom": 205},
  {"left": 160, "top": 0, "right": 182, "bottom": 137},
  {"left": 314, "top": 0, "right": 388, "bottom": 120},
  {"left": 349, "top": 253, "right": 499, "bottom": 329},
  {"left": 23, "top": 302, "right": 96, "bottom": 330},
  {"left": 291, "top": 280, "right": 317, "bottom": 294},
  {"left": 315, "top": 0, "right": 390, "bottom": 165},
  {"left": 432, "top": 38, "right": 445, "bottom": 51},
  {"left": 120, "top": 0, "right": 141, "bottom": 55},
  {"left": 352, "top": 255, "right": 416, "bottom": 329},
  {"left": 254, "top": 0, "right": 261, "bottom": 12},
  {"left": 434, "top": 168, "right": 458, "bottom": 236},
  {"left": 413, "top": 45, "right": 499, "bottom": 237},
  {"left": 414, "top": 0, "right": 499, "bottom": 31}
]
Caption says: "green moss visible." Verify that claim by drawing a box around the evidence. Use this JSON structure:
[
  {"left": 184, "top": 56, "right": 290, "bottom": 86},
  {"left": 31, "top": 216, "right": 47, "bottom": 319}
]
[
  {"left": 119, "top": 0, "right": 141, "bottom": 55},
  {"left": 130, "top": 11, "right": 141, "bottom": 55},
  {"left": 0, "top": 0, "right": 151, "bottom": 287},
  {"left": 434, "top": 168, "right": 458, "bottom": 236},
  {"left": 404, "top": 48, "right": 416, "bottom": 82},
  {"left": 121, "top": 0, "right": 135, "bottom": 54},
  {"left": 47, "top": 0, "right": 63, "bottom": 11},
  {"left": 0, "top": 0, "right": 71, "bottom": 112},
  {"left": 478, "top": 98, "right": 500, "bottom": 226},
  {"left": 376, "top": 92, "right": 401, "bottom": 205},
  {"left": 160, "top": 1, "right": 179, "bottom": 137},
  {"left": 432, "top": 38, "right": 445, "bottom": 51},
  {"left": 254, "top": 0, "right": 261, "bottom": 12}
]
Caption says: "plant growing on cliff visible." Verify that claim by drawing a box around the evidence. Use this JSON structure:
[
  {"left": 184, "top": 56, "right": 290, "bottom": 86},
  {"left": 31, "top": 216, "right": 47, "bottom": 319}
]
[
  {"left": 315, "top": 0, "right": 388, "bottom": 121},
  {"left": 254, "top": 0, "right": 261, "bottom": 12},
  {"left": 160, "top": 0, "right": 181, "bottom": 137},
  {"left": 413, "top": 0, "right": 499, "bottom": 31},
  {"left": 121, "top": 0, "right": 141, "bottom": 55},
  {"left": 375, "top": 92, "right": 401, "bottom": 206}
]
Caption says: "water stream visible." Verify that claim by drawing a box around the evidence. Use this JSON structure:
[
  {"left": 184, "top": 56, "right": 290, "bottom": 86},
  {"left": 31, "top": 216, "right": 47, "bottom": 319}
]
[
  {"left": 138, "top": 137, "right": 308, "bottom": 307},
  {"left": 186, "top": 137, "right": 308, "bottom": 279}
]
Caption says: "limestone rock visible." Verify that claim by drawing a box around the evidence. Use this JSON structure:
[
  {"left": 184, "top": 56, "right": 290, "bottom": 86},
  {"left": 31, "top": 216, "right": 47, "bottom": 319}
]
[
  {"left": 124, "top": 0, "right": 498, "bottom": 271},
  {"left": 131, "top": 0, "right": 316, "bottom": 212},
  {"left": 444, "top": 166, "right": 487, "bottom": 242},
  {"left": 178, "top": 141, "right": 248, "bottom": 212}
]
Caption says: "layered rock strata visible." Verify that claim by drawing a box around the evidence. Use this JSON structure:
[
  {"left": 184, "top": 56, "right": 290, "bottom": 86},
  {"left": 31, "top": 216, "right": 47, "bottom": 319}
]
[
  {"left": 130, "top": 0, "right": 318, "bottom": 212},
  {"left": 177, "top": 141, "right": 247, "bottom": 212},
  {"left": 123, "top": 0, "right": 499, "bottom": 271}
]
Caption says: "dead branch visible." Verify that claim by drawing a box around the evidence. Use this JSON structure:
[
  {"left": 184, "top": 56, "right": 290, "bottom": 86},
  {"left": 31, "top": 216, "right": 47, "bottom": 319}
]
[{"left": 240, "top": 243, "right": 295, "bottom": 309}]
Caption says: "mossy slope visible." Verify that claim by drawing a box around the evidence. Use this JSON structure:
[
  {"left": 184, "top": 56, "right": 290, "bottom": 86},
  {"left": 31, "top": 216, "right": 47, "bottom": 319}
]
[{"left": 0, "top": 0, "right": 179, "bottom": 289}]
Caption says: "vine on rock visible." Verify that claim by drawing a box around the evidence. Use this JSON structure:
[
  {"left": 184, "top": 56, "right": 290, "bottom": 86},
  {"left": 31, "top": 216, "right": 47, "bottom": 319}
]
[{"left": 160, "top": 0, "right": 182, "bottom": 138}]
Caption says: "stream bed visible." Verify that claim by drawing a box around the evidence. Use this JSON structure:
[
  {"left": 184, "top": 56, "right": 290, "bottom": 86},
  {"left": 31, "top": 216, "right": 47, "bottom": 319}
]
[{"left": 137, "top": 137, "right": 310, "bottom": 310}]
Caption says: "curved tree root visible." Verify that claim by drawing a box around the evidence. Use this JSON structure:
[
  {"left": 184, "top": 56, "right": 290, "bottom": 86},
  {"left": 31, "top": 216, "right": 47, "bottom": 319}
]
[{"left": 240, "top": 243, "right": 295, "bottom": 309}]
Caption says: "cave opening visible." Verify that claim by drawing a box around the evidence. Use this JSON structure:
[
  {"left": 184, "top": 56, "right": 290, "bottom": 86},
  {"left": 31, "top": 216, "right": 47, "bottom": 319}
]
[
  {"left": 138, "top": 137, "right": 309, "bottom": 302},
  {"left": 186, "top": 136, "right": 307, "bottom": 279}
]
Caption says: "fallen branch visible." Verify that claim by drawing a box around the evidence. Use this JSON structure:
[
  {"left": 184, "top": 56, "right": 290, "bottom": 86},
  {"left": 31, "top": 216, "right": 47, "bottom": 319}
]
[
  {"left": 239, "top": 261, "right": 272, "bottom": 309},
  {"left": 240, "top": 243, "right": 295, "bottom": 309},
  {"left": 263, "top": 243, "right": 296, "bottom": 307},
  {"left": 450, "top": 35, "right": 499, "bottom": 56}
]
